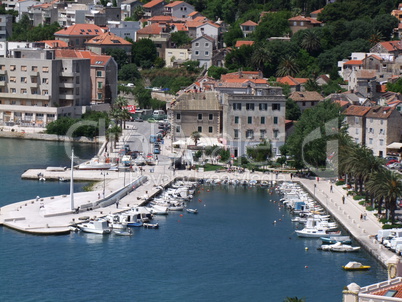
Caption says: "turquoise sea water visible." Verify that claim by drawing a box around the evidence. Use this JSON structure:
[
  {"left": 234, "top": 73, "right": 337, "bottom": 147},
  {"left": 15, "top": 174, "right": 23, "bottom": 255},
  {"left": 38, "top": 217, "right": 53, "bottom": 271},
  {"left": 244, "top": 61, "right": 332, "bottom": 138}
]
[{"left": 0, "top": 139, "right": 387, "bottom": 302}]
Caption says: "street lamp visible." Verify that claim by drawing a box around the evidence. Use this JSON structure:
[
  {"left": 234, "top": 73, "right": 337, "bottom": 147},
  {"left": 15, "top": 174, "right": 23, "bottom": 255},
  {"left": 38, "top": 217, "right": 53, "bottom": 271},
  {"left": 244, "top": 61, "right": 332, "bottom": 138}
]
[{"left": 101, "top": 171, "right": 108, "bottom": 197}]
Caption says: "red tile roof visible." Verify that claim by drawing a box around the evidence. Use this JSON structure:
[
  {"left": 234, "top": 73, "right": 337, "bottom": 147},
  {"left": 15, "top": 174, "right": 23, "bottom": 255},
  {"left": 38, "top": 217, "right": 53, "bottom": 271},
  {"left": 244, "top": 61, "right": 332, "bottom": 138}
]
[
  {"left": 288, "top": 15, "right": 322, "bottom": 24},
  {"left": 289, "top": 91, "right": 323, "bottom": 102},
  {"left": 310, "top": 8, "right": 324, "bottom": 15},
  {"left": 343, "top": 105, "right": 371, "bottom": 116},
  {"left": 39, "top": 40, "right": 68, "bottom": 48},
  {"left": 366, "top": 106, "right": 395, "bottom": 119},
  {"left": 378, "top": 41, "right": 402, "bottom": 52},
  {"left": 136, "top": 23, "right": 164, "bottom": 35},
  {"left": 276, "top": 76, "right": 308, "bottom": 86},
  {"left": 148, "top": 15, "right": 174, "bottom": 22},
  {"left": 343, "top": 60, "right": 363, "bottom": 65},
  {"left": 143, "top": 0, "right": 164, "bottom": 8},
  {"left": 55, "top": 24, "right": 104, "bottom": 36},
  {"left": 165, "top": 1, "right": 184, "bottom": 8},
  {"left": 334, "top": 100, "right": 350, "bottom": 107},
  {"left": 235, "top": 40, "right": 254, "bottom": 47},
  {"left": 371, "top": 282, "right": 402, "bottom": 298},
  {"left": 86, "top": 32, "right": 132, "bottom": 45},
  {"left": 241, "top": 20, "right": 258, "bottom": 26},
  {"left": 55, "top": 49, "right": 112, "bottom": 67}
]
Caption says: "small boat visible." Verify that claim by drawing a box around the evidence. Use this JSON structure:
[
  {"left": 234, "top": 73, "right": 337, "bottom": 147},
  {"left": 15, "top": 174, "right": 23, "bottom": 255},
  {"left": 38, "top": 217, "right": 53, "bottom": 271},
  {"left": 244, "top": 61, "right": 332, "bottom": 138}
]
[
  {"left": 321, "top": 236, "right": 352, "bottom": 245},
  {"left": 143, "top": 222, "right": 159, "bottom": 229},
  {"left": 342, "top": 261, "right": 371, "bottom": 271},
  {"left": 296, "top": 228, "right": 342, "bottom": 238},
  {"left": 78, "top": 157, "right": 112, "bottom": 170},
  {"left": 77, "top": 218, "right": 111, "bottom": 234},
  {"left": 113, "top": 229, "right": 133, "bottom": 236},
  {"left": 186, "top": 208, "right": 198, "bottom": 214},
  {"left": 318, "top": 242, "right": 360, "bottom": 252}
]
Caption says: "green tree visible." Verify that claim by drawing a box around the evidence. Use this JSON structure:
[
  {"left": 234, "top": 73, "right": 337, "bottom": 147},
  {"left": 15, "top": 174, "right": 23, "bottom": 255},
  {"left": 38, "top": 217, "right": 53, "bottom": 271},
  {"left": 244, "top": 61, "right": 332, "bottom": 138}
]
[
  {"left": 300, "top": 29, "right": 321, "bottom": 54},
  {"left": 386, "top": 78, "right": 402, "bottom": 93},
  {"left": 252, "top": 11, "right": 291, "bottom": 41},
  {"left": 107, "top": 125, "right": 122, "bottom": 149},
  {"left": 276, "top": 55, "right": 299, "bottom": 77},
  {"left": 285, "top": 98, "right": 301, "bottom": 120},
  {"left": 224, "top": 45, "right": 253, "bottom": 71},
  {"left": 223, "top": 23, "right": 245, "bottom": 47},
  {"left": 170, "top": 31, "right": 192, "bottom": 47},
  {"left": 246, "top": 140, "right": 272, "bottom": 164},
  {"left": 109, "top": 96, "right": 130, "bottom": 128},
  {"left": 105, "top": 48, "right": 129, "bottom": 70},
  {"left": 133, "top": 85, "right": 152, "bottom": 109},
  {"left": 208, "top": 66, "right": 228, "bottom": 79},
  {"left": 132, "top": 5, "right": 145, "bottom": 21},
  {"left": 118, "top": 63, "right": 141, "bottom": 82},
  {"left": 191, "top": 131, "right": 201, "bottom": 146},
  {"left": 132, "top": 38, "right": 157, "bottom": 68}
]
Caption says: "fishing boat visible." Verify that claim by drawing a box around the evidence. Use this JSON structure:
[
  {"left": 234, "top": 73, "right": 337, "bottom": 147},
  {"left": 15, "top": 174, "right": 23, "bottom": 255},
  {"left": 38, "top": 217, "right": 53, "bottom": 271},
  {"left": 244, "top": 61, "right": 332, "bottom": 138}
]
[
  {"left": 342, "top": 261, "right": 371, "bottom": 271},
  {"left": 77, "top": 218, "right": 111, "bottom": 234},
  {"left": 186, "top": 208, "right": 198, "bottom": 214}
]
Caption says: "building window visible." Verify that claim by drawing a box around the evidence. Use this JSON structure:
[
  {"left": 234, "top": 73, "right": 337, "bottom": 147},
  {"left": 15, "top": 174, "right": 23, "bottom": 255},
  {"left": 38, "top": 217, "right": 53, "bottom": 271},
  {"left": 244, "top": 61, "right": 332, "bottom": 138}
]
[
  {"left": 355, "top": 117, "right": 359, "bottom": 124},
  {"left": 195, "top": 51, "right": 199, "bottom": 55},
  {"left": 246, "top": 130, "right": 254, "bottom": 139},
  {"left": 209, "top": 114, "right": 213, "bottom": 120},
  {"left": 21, "top": 77, "right": 27, "bottom": 83},
  {"left": 205, "top": 43, "right": 209, "bottom": 47},
  {"left": 10, "top": 76, "right": 16, "bottom": 83},
  {"left": 42, "top": 78, "right": 48, "bottom": 84},
  {"left": 311, "top": 101, "right": 315, "bottom": 106},
  {"left": 21, "top": 88, "right": 27, "bottom": 94},
  {"left": 272, "top": 103, "right": 281, "bottom": 111},
  {"left": 380, "top": 139, "right": 384, "bottom": 146},
  {"left": 302, "top": 101, "right": 306, "bottom": 107},
  {"left": 208, "top": 126, "right": 213, "bottom": 133},
  {"left": 233, "top": 103, "right": 242, "bottom": 110},
  {"left": 10, "top": 65, "right": 15, "bottom": 71},
  {"left": 379, "top": 129, "right": 384, "bottom": 134},
  {"left": 248, "top": 116, "right": 252, "bottom": 124},
  {"left": 96, "top": 71, "right": 102, "bottom": 77},
  {"left": 355, "top": 128, "right": 359, "bottom": 134},
  {"left": 43, "top": 90, "right": 48, "bottom": 95},
  {"left": 198, "top": 126, "right": 202, "bottom": 132},
  {"left": 31, "top": 89, "right": 38, "bottom": 95},
  {"left": 98, "top": 93, "right": 103, "bottom": 100},
  {"left": 234, "top": 129, "right": 239, "bottom": 138},
  {"left": 274, "top": 117, "right": 278, "bottom": 124},
  {"left": 260, "top": 129, "right": 266, "bottom": 138},
  {"left": 176, "top": 113, "right": 181, "bottom": 120},
  {"left": 380, "top": 119, "right": 384, "bottom": 125},
  {"left": 369, "top": 128, "right": 374, "bottom": 134},
  {"left": 10, "top": 88, "right": 16, "bottom": 93},
  {"left": 246, "top": 103, "right": 254, "bottom": 110},
  {"left": 370, "top": 118, "right": 373, "bottom": 123},
  {"left": 205, "top": 51, "right": 209, "bottom": 56},
  {"left": 369, "top": 138, "right": 373, "bottom": 144},
  {"left": 259, "top": 103, "right": 267, "bottom": 111},
  {"left": 273, "top": 129, "right": 279, "bottom": 139},
  {"left": 260, "top": 116, "right": 265, "bottom": 124},
  {"left": 21, "top": 66, "right": 27, "bottom": 71},
  {"left": 98, "top": 82, "right": 103, "bottom": 89},
  {"left": 195, "top": 42, "right": 199, "bottom": 47},
  {"left": 31, "top": 66, "right": 37, "bottom": 72},
  {"left": 76, "top": 88, "right": 79, "bottom": 95},
  {"left": 176, "top": 125, "right": 181, "bottom": 133},
  {"left": 42, "top": 66, "right": 49, "bottom": 73},
  {"left": 198, "top": 113, "right": 202, "bottom": 120},
  {"left": 234, "top": 116, "right": 239, "bottom": 124}
]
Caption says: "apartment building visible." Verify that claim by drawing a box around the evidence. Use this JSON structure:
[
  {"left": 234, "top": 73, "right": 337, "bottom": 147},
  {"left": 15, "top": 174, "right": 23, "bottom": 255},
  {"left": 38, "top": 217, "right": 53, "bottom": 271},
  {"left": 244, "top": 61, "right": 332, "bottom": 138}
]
[
  {"left": 222, "top": 86, "right": 286, "bottom": 157},
  {"left": 0, "top": 48, "right": 91, "bottom": 126}
]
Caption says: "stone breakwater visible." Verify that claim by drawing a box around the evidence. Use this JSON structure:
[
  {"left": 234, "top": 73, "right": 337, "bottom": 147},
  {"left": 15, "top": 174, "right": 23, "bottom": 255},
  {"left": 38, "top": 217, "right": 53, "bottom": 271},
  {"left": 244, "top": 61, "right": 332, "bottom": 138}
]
[{"left": 0, "top": 129, "right": 104, "bottom": 143}]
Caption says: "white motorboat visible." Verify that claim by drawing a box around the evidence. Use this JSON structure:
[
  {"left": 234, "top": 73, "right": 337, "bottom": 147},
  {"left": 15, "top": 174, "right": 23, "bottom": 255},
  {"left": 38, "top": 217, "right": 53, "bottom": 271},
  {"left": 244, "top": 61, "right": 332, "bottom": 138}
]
[
  {"left": 295, "top": 228, "right": 341, "bottom": 238},
  {"left": 319, "top": 242, "right": 360, "bottom": 252},
  {"left": 186, "top": 208, "right": 198, "bottom": 214},
  {"left": 143, "top": 222, "right": 159, "bottom": 229},
  {"left": 148, "top": 204, "right": 169, "bottom": 215},
  {"left": 77, "top": 218, "right": 111, "bottom": 234},
  {"left": 106, "top": 214, "right": 127, "bottom": 229},
  {"left": 78, "top": 157, "right": 112, "bottom": 170},
  {"left": 113, "top": 229, "right": 133, "bottom": 236}
]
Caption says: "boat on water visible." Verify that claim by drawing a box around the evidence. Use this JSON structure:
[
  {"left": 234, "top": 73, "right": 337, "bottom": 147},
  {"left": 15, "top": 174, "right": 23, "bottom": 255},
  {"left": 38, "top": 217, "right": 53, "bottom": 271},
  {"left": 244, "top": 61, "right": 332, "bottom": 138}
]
[
  {"left": 113, "top": 229, "right": 133, "bottom": 236},
  {"left": 127, "top": 221, "right": 143, "bottom": 227},
  {"left": 76, "top": 218, "right": 112, "bottom": 234},
  {"left": 318, "top": 242, "right": 360, "bottom": 252},
  {"left": 186, "top": 208, "right": 198, "bottom": 214},
  {"left": 78, "top": 157, "right": 112, "bottom": 170},
  {"left": 296, "top": 228, "right": 342, "bottom": 238},
  {"left": 143, "top": 222, "right": 159, "bottom": 229},
  {"left": 321, "top": 236, "right": 352, "bottom": 245},
  {"left": 342, "top": 261, "right": 371, "bottom": 271}
]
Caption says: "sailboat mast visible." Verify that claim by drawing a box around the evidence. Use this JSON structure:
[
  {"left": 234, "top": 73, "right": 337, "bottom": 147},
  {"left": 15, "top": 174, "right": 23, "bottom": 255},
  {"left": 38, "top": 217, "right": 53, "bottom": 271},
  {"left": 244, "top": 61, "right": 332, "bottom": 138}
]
[{"left": 70, "top": 149, "right": 74, "bottom": 211}]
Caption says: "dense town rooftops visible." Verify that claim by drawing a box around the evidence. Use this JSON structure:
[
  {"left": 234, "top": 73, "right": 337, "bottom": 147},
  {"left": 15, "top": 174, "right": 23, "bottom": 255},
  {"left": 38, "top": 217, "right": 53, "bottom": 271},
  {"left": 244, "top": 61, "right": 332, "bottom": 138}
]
[
  {"left": 276, "top": 76, "right": 308, "bottom": 86},
  {"left": 55, "top": 49, "right": 111, "bottom": 66},
  {"left": 366, "top": 106, "right": 395, "bottom": 119},
  {"left": 289, "top": 91, "right": 323, "bottom": 102},
  {"left": 343, "top": 105, "right": 371, "bottom": 116},
  {"left": 86, "top": 32, "right": 132, "bottom": 45},
  {"left": 54, "top": 24, "right": 104, "bottom": 36},
  {"left": 143, "top": 0, "right": 164, "bottom": 8}
]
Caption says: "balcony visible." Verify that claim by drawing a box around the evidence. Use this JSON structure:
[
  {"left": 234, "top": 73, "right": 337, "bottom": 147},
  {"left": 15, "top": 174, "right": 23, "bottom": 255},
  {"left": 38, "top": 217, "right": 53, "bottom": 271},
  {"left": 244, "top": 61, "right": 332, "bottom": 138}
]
[
  {"left": 60, "top": 72, "right": 74, "bottom": 77},
  {"left": 0, "top": 92, "right": 50, "bottom": 100},
  {"left": 0, "top": 81, "right": 5, "bottom": 86},
  {"left": 59, "top": 94, "right": 75, "bottom": 100},
  {"left": 0, "top": 69, "right": 7, "bottom": 75},
  {"left": 59, "top": 82, "right": 75, "bottom": 88}
]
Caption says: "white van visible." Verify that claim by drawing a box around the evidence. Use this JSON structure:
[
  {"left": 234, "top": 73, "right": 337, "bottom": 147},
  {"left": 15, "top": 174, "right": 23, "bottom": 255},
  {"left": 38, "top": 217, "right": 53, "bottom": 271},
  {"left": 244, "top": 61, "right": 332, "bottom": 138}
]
[{"left": 153, "top": 110, "right": 165, "bottom": 118}]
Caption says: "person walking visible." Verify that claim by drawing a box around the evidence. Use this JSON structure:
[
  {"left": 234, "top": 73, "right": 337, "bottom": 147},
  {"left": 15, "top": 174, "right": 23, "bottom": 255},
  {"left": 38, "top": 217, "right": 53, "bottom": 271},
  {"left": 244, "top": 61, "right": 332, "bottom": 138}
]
[
  {"left": 330, "top": 184, "right": 333, "bottom": 193},
  {"left": 342, "top": 196, "right": 345, "bottom": 204}
]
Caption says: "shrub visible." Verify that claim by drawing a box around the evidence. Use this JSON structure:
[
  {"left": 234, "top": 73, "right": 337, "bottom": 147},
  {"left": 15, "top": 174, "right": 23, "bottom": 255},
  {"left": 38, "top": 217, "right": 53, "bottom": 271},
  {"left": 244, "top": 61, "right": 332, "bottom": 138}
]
[
  {"left": 354, "top": 195, "right": 365, "bottom": 200},
  {"left": 365, "top": 206, "right": 374, "bottom": 211},
  {"left": 335, "top": 180, "right": 345, "bottom": 186}
]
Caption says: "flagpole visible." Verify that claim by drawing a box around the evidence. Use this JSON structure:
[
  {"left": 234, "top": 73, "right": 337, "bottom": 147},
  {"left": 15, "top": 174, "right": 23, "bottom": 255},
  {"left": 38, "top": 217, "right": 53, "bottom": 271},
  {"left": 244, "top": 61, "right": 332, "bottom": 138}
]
[{"left": 70, "top": 149, "right": 75, "bottom": 211}]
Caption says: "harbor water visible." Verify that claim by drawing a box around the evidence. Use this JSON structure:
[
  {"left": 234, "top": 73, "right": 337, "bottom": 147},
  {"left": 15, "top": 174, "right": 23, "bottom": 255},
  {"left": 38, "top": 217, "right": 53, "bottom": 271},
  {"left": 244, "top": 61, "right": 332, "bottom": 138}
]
[{"left": 0, "top": 139, "right": 387, "bottom": 301}]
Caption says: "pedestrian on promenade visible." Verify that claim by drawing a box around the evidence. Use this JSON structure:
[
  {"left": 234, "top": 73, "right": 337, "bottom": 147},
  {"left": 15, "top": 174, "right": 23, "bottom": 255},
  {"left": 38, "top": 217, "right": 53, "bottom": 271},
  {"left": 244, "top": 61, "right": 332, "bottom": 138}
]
[
  {"left": 116, "top": 200, "right": 119, "bottom": 208},
  {"left": 364, "top": 211, "right": 367, "bottom": 220},
  {"left": 360, "top": 213, "right": 363, "bottom": 220},
  {"left": 290, "top": 173, "right": 293, "bottom": 180},
  {"left": 330, "top": 185, "right": 333, "bottom": 193},
  {"left": 342, "top": 196, "right": 345, "bottom": 204},
  {"left": 98, "top": 193, "right": 100, "bottom": 199},
  {"left": 317, "top": 177, "right": 320, "bottom": 182}
]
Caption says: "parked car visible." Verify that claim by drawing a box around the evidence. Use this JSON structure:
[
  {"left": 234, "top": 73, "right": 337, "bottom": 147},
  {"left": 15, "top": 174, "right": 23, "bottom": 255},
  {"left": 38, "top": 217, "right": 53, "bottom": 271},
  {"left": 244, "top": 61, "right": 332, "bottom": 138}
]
[
  {"left": 134, "top": 117, "right": 143, "bottom": 122},
  {"left": 153, "top": 145, "right": 161, "bottom": 154}
]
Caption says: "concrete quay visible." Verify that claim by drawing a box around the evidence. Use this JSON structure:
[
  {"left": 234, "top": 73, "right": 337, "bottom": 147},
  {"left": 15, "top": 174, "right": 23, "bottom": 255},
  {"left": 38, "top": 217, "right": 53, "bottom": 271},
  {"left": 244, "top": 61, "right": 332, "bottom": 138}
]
[{"left": 293, "top": 175, "right": 394, "bottom": 267}]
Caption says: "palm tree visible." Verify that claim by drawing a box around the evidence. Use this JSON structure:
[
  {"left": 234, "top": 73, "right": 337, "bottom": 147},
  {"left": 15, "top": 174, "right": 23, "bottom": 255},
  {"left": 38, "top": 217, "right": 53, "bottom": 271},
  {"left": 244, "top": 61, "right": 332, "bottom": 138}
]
[
  {"left": 276, "top": 55, "right": 299, "bottom": 77},
  {"left": 251, "top": 43, "right": 271, "bottom": 71},
  {"left": 110, "top": 96, "right": 130, "bottom": 128},
  {"left": 301, "top": 30, "right": 321, "bottom": 53},
  {"left": 191, "top": 131, "right": 201, "bottom": 146},
  {"left": 284, "top": 297, "right": 305, "bottom": 302},
  {"left": 107, "top": 125, "right": 122, "bottom": 149}
]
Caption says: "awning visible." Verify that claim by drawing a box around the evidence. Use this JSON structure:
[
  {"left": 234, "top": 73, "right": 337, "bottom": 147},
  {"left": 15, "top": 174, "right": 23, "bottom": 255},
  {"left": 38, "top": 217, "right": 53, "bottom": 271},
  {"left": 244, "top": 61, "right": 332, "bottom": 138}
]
[{"left": 387, "top": 142, "right": 402, "bottom": 149}]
